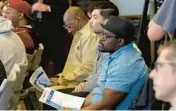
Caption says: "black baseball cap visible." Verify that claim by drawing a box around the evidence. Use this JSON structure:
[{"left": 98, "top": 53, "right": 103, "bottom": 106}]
[{"left": 101, "top": 16, "right": 136, "bottom": 41}]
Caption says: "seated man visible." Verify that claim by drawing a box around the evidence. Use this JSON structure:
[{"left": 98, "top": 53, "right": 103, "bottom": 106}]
[
  {"left": 2, "top": 0, "right": 40, "bottom": 54},
  {"left": 73, "top": 0, "right": 119, "bottom": 95},
  {"left": 150, "top": 40, "right": 176, "bottom": 110},
  {"left": 0, "top": 16, "right": 26, "bottom": 75},
  {"left": 77, "top": 16, "right": 148, "bottom": 110},
  {"left": 50, "top": 6, "right": 99, "bottom": 88}
]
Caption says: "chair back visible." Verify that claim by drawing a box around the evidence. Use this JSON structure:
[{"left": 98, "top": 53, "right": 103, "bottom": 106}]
[
  {"left": 8, "top": 61, "right": 28, "bottom": 109},
  {"left": 0, "top": 67, "right": 17, "bottom": 110},
  {"left": 27, "top": 52, "right": 36, "bottom": 70},
  {"left": 31, "top": 43, "right": 44, "bottom": 71},
  {"left": 15, "top": 61, "right": 28, "bottom": 92},
  {"left": 27, "top": 43, "right": 44, "bottom": 72}
]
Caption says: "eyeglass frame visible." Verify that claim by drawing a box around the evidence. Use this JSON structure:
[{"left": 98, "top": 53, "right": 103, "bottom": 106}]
[
  {"left": 154, "top": 61, "right": 176, "bottom": 72},
  {"left": 0, "top": 6, "right": 20, "bottom": 14},
  {"left": 63, "top": 19, "right": 79, "bottom": 30},
  {"left": 100, "top": 31, "right": 120, "bottom": 41}
]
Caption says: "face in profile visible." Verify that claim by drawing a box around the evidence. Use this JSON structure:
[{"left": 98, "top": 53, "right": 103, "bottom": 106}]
[
  {"left": 98, "top": 29, "right": 119, "bottom": 53},
  {"left": 2, "top": 6, "right": 21, "bottom": 26},
  {"left": 63, "top": 14, "right": 80, "bottom": 35},
  {"left": 89, "top": 9, "right": 105, "bottom": 34},
  {"left": 150, "top": 48, "right": 176, "bottom": 102}
]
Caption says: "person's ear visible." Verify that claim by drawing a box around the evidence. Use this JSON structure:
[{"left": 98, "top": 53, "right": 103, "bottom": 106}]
[
  {"left": 87, "top": 12, "right": 91, "bottom": 18},
  {"left": 18, "top": 13, "right": 24, "bottom": 20},
  {"left": 118, "top": 38, "right": 124, "bottom": 45}
]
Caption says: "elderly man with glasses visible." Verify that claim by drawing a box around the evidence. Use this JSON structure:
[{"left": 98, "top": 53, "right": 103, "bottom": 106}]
[{"left": 50, "top": 6, "right": 99, "bottom": 90}]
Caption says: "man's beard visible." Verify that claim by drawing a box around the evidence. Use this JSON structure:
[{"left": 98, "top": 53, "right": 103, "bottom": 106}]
[
  {"left": 97, "top": 42, "right": 106, "bottom": 52},
  {"left": 97, "top": 42, "right": 114, "bottom": 53}
]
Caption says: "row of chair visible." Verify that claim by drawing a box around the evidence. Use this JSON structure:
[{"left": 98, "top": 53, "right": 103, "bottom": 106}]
[
  {"left": 0, "top": 43, "right": 44, "bottom": 110},
  {"left": 0, "top": 61, "right": 28, "bottom": 109}
]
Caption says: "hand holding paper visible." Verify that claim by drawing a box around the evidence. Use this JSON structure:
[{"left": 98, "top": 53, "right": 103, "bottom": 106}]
[
  {"left": 29, "top": 67, "right": 52, "bottom": 92},
  {"left": 39, "top": 88, "right": 85, "bottom": 110}
]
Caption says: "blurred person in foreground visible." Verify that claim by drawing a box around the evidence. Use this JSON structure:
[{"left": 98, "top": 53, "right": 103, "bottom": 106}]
[{"left": 150, "top": 40, "right": 176, "bottom": 110}]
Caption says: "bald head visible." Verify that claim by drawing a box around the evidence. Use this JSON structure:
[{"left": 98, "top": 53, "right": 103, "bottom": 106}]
[
  {"left": 64, "top": 6, "right": 88, "bottom": 20},
  {"left": 63, "top": 6, "right": 89, "bottom": 34}
]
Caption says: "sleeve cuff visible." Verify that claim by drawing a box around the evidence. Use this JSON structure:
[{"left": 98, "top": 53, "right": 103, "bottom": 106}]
[{"left": 47, "top": 5, "right": 51, "bottom": 12}]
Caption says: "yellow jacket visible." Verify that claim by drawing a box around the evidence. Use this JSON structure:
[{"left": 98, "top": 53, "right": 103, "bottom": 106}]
[{"left": 59, "top": 23, "right": 99, "bottom": 84}]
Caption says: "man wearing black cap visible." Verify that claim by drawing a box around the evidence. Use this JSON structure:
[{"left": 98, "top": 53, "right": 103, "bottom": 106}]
[{"left": 76, "top": 16, "right": 148, "bottom": 110}]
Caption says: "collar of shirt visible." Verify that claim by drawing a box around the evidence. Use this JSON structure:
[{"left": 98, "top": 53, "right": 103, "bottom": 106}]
[
  {"left": 15, "top": 25, "right": 32, "bottom": 29},
  {"left": 22, "top": 25, "right": 32, "bottom": 29},
  {"left": 74, "top": 23, "right": 89, "bottom": 36},
  {"left": 109, "top": 42, "right": 133, "bottom": 59}
]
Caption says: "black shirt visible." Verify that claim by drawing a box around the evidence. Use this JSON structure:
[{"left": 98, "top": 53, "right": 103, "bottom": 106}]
[{"left": 0, "top": 59, "right": 6, "bottom": 85}]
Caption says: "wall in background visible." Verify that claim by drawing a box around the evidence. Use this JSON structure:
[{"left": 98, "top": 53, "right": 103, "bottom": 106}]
[{"left": 110, "top": 0, "right": 153, "bottom": 16}]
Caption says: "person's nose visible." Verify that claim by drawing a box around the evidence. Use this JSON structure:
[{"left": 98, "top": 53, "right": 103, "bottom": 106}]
[
  {"left": 149, "top": 69, "right": 156, "bottom": 80},
  {"left": 67, "top": 28, "right": 72, "bottom": 33}
]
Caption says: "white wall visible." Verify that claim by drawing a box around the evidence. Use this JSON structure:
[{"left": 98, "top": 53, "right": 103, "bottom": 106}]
[{"left": 110, "top": 0, "right": 151, "bottom": 16}]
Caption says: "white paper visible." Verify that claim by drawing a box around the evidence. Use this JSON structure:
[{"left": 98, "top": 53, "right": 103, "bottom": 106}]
[
  {"left": 29, "top": 67, "right": 52, "bottom": 92},
  {"left": 39, "top": 88, "right": 85, "bottom": 110}
]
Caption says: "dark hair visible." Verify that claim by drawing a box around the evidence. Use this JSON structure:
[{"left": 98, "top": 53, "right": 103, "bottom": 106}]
[
  {"left": 77, "top": 0, "right": 110, "bottom": 13},
  {"left": 88, "top": 1, "right": 119, "bottom": 19},
  {"left": 123, "top": 39, "right": 132, "bottom": 45}
]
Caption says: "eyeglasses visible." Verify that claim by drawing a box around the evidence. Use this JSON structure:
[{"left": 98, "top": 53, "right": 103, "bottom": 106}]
[
  {"left": 63, "top": 24, "right": 71, "bottom": 30},
  {"left": 63, "top": 22, "right": 77, "bottom": 30},
  {"left": 154, "top": 61, "right": 176, "bottom": 71},
  {"left": 63, "top": 19, "right": 79, "bottom": 30},
  {"left": 1, "top": 9, "right": 19, "bottom": 14},
  {"left": 101, "top": 33, "right": 116, "bottom": 41}
]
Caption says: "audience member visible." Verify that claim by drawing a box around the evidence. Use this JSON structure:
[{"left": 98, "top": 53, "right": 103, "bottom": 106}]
[
  {"left": 77, "top": 0, "right": 111, "bottom": 18},
  {"left": 50, "top": 6, "right": 99, "bottom": 87},
  {"left": 2, "top": 0, "right": 40, "bottom": 54},
  {"left": 64, "top": 16, "right": 148, "bottom": 110},
  {"left": 73, "top": 1, "right": 119, "bottom": 95},
  {"left": 150, "top": 40, "right": 176, "bottom": 110},
  {"left": 0, "top": 16, "right": 26, "bottom": 75}
]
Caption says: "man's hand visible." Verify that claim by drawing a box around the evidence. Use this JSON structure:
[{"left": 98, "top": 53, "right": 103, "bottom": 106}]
[
  {"left": 57, "top": 77, "right": 68, "bottom": 85},
  {"left": 50, "top": 77, "right": 60, "bottom": 85},
  {"left": 73, "top": 82, "right": 88, "bottom": 93},
  {"left": 50, "top": 76, "right": 68, "bottom": 86},
  {"left": 32, "top": 2, "right": 51, "bottom": 13}
]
